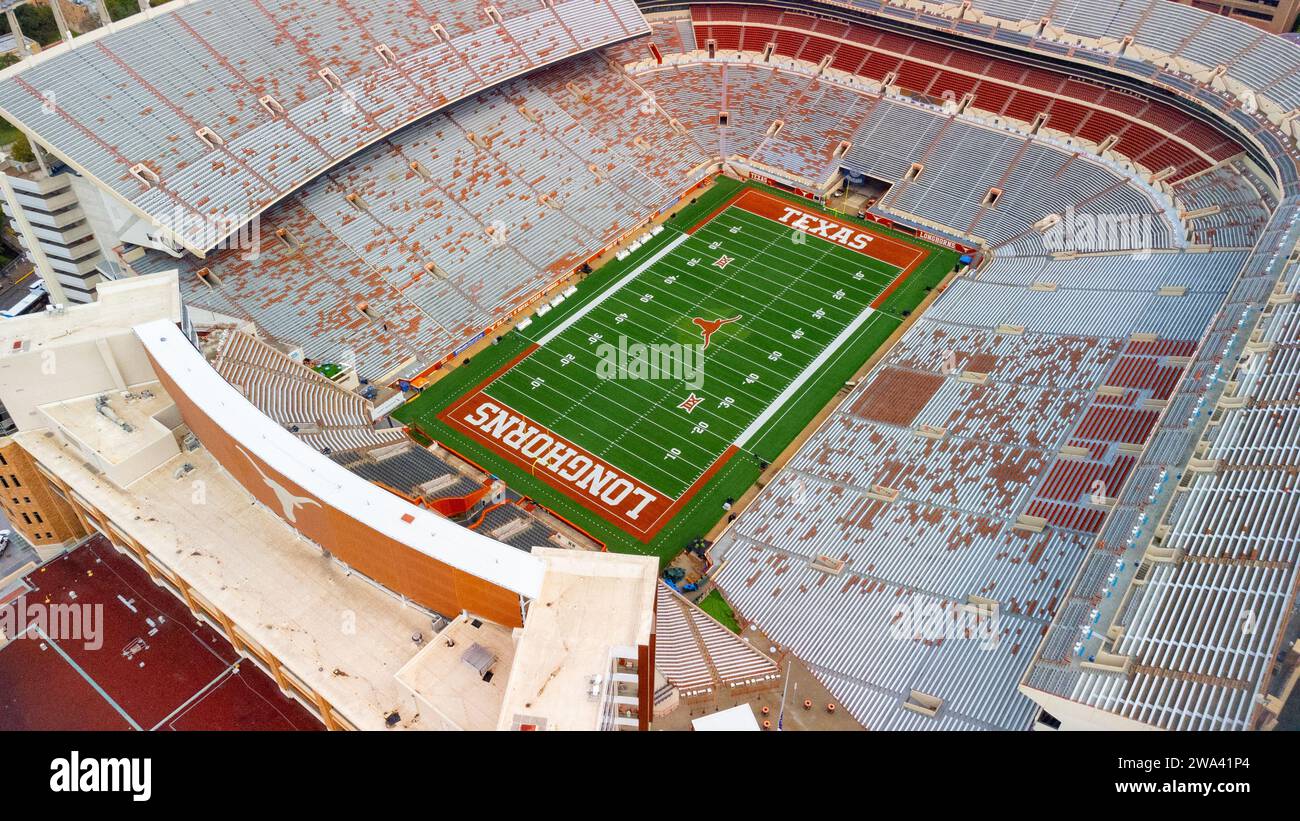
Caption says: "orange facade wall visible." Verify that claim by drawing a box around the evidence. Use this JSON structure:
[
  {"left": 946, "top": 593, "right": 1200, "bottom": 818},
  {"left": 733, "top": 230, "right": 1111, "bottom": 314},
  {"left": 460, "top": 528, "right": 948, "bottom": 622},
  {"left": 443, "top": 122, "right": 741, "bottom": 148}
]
[{"left": 146, "top": 352, "right": 525, "bottom": 628}]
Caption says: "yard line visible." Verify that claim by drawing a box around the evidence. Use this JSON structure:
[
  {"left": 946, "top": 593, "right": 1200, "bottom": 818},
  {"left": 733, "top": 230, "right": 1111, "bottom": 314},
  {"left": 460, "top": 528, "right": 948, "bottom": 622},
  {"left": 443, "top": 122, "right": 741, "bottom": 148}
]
[
  {"left": 538, "top": 201, "right": 873, "bottom": 428},
  {"left": 630, "top": 259, "right": 869, "bottom": 351},
  {"left": 497, "top": 217, "right": 813, "bottom": 488},
  {"left": 490, "top": 354, "right": 731, "bottom": 457},
  {"left": 488, "top": 191, "right": 925, "bottom": 503},
  {"left": 479, "top": 382, "right": 690, "bottom": 498},
  {"left": 751, "top": 312, "right": 900, "bottom": 455},
  {"left": 693, "top": 213, "right": 899, "bottom": 289},
  {"left": 650, "top": 250, "right": 873, "bottom": 327},
  {"left": 694, "top": 207, "right": 902, "bottom": 280},
  {"left": 499, "top": 200, "right": 837, "bottom": 492},
  {"left": 533, "top": 231, "right": 690, "bottom": 346},
  {"left": 592, "top": 284, "right": 829, "bottom": 372},
  {"left": 552, "top": 232, "right": 886, "bottom": 373},
  {"left": 516, "top": 321, "right": 780, "bottom": 413},
  {"left": 735, "top": 306, "right": 888, "bottom": 448}
]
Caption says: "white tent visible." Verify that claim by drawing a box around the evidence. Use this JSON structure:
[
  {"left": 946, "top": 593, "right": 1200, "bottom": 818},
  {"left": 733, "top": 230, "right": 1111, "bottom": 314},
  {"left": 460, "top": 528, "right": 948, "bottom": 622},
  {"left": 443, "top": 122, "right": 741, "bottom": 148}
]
[{"left": 691, "top": 704, "right": 761, "bottom": 732}]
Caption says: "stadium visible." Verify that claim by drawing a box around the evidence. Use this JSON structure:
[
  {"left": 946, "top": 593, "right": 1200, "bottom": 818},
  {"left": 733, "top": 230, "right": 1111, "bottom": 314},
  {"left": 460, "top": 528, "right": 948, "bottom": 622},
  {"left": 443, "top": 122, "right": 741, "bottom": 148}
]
[{"left": 0, "top": 0, "right": 1296, "bottom": 737}]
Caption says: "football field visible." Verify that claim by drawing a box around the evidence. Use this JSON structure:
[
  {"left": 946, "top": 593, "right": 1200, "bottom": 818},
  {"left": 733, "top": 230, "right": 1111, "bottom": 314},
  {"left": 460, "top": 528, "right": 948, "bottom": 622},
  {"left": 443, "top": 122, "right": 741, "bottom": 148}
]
[{"left": 432, "top": 185, "right": 935, "bottom": 543}]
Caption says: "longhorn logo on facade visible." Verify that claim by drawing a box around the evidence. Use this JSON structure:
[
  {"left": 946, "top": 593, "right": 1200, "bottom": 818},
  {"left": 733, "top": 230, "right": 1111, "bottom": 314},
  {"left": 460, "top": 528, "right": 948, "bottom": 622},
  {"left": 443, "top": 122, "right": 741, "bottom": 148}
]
[
  {"left": 692, "top": 315, "right": 742, "bottom": 350},
  {"left": 238, "top": 446, "right": 321, "bottom": 524}
]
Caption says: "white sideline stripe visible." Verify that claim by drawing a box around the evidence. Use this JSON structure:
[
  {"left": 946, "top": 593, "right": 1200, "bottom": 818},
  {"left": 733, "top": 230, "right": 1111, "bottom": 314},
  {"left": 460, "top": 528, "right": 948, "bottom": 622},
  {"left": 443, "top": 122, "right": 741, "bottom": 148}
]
[
  {"left": 534, "top": 232, "right": 691, "bottom": 347},
  {"left": 734, "top": 304, "right": 877, "bottom": 449}
]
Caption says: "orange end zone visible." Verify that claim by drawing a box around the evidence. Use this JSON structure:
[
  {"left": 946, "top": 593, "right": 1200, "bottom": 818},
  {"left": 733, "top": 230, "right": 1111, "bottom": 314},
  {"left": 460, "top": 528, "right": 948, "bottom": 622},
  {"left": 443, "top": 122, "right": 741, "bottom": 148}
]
[
  {"left": 436, "top": 341, "right": 737, "bottom": 542},
  {"left": 439, "top": 385, "right": 738, "bottom": 542},
  {"left": 691, "top": 187, "right": 932, "bottom": 310}
]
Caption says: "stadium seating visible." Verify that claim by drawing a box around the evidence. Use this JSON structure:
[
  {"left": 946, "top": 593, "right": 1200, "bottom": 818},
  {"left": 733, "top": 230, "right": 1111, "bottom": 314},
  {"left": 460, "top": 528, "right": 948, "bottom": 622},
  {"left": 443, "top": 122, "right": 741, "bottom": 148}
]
[
  {"left": 332, "top": 443, "right": 569, "bottom": 553},
  {"left": 0, "top": 0, "right": 648, "bottom": 252},
  {"left": 1174, "top": 161, "right": 1277, "bottom": 249},
  {"left": 653, "top": 582, "right": 781, "bottom": 701},
  {"left": 337, "top": 443, "right": 482, "bottom": 503},
  {"left": 467, "top": 501, "right": 556, "bottom": 552},
  {"left": 624, "top": 55, "right": 1182, "bottom": 253},
  {"left": 26, "top": 0, "right": 1298, "bottom": 732},
  {"left": 206, "top": 329, "right": 408, "bottom": 454},
  {"left": 134, "top": 54, "right": 712, "bottom": 380},
  {"left": 696, "top": 0, "right": 1298, "bottom": 726},
  {"left": 673, "top": 5, "right": 1237, "bottom": 181},
  {"left": 148, "top": 29, "right": 1231, "bottom": 384},
  {"left": 949, "top": 0, "right": 1300, "bottom": 115},
  {"left": 1020, "top": 192, "right": 1300, "bottom": 729}
]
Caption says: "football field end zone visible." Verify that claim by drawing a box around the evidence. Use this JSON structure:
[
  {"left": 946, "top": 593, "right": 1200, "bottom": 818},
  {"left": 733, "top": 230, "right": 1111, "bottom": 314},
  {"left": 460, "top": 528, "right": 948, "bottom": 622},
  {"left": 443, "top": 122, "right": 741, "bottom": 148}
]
[
  {"left": 438, "top": 387, "right": 738, "bottom": 541},
  {"left": 692, "top": 187, "right": 932, "bottom": 311},
  {"left": 435, "top": 229, "right": 738, "bottom": 541},
  {"left": 690, "top": 188, "right": 929, "bottom": 448}
]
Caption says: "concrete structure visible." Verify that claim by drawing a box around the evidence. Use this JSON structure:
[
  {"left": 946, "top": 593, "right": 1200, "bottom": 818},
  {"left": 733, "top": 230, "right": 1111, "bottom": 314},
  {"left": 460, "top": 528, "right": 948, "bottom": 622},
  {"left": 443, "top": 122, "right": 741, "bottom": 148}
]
[
  {"left": 1, "top": 166, "right": 115, "bottom": 305},
  {"left": 1, "top": 0, "right": 1300, "bottom": 732},
  {"left": 497, "top": 548, "right": 657, "bottom": 731},
  {"left": 691, "top": 703, "right": 761, "bottom": 731},
  {"left": 0, "top": 273, "right": 660, "bottom": 730}
]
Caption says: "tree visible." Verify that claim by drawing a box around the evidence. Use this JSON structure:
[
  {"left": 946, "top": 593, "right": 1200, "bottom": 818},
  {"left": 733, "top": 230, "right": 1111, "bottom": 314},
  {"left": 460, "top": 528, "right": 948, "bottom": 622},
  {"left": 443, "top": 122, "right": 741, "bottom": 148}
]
[
  {"left": 105, "top": 0, "right": 166, "bottom": 23},
  {"left": 13, "top": 4, "right": 60, "bottom": 47},
  {"left": 10, "top": 133, "right": 35, "bottom": 164}
]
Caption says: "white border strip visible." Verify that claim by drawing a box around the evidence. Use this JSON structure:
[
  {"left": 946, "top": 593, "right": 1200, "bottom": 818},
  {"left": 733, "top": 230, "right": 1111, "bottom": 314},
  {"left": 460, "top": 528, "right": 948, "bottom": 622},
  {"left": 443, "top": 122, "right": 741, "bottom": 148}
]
[
  {"left": 734, "top": 305, "right": 878, "bottom": 448},
  {"left": 534, "top": 232, "right": 691, "bottom": 347}
]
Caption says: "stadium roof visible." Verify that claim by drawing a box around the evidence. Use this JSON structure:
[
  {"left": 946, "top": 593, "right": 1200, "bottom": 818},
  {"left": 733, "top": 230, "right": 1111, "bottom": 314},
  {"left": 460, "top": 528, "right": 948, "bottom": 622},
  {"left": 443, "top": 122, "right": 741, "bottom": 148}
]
[
  {"left": 12, "top": 421, "right": 444, "bottom": 730},
  {"left": 135, "top": 316, "right": 548, "bottom": 599},
  {"left": 396, "top": 614, "right": 519, "bottom": 731},
  {"left": 496, "top": 547, "right": 657, "bottom": 730},
  {"left": 866, "top": 0, "right": 1300, "bottom": 115},
  {"left": 0, "top": 0, "right": 648, "bottom": 255}
]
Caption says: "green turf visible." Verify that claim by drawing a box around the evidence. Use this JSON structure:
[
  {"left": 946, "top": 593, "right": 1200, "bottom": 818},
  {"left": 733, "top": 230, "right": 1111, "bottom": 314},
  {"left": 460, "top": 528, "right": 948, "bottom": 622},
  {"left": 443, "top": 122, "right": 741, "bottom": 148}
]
[
  {"left": 396, "top": 178, "right": 957, "bottom": 562},
  {"left": 698, "top": 590, "right": 741, "bottom": 634},
  {"left": 485, "top": 203, "right": 898, "bottom": 497}
]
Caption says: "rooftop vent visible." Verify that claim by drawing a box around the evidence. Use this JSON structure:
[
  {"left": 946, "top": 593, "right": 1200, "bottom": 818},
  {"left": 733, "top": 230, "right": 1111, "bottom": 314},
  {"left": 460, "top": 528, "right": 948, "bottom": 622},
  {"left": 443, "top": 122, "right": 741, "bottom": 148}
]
[
  {"left": 195, "top": 126, "right": 224, "bottom": 149},
  {"left": 902, "top": 690, "right": 943, "bottom": 718},
  {"left": 809, "top": 555, "right": 846, "bottom": 575},
  {"left": 461, "top": 642, "right": 497, "bottom": 680}
]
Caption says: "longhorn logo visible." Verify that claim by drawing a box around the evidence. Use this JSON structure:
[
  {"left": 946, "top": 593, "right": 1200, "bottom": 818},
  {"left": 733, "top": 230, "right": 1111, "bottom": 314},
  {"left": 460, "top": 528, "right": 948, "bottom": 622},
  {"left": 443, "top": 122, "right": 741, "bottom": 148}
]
[
  {"left": 692, "top": 315, "right": 742, "bottom": 350},
  {"left": 238, "top": 446, "right": 321, "bottom": 524}
]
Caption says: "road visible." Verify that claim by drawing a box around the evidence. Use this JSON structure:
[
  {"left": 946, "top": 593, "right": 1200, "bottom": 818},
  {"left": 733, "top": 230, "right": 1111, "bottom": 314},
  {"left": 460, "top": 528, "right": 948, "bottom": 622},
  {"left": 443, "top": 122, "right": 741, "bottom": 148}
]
[{"left": 0, "top": 256, "right": 36, "bottom": 313}]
